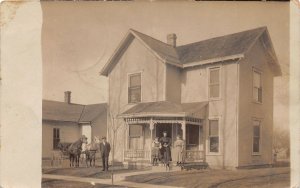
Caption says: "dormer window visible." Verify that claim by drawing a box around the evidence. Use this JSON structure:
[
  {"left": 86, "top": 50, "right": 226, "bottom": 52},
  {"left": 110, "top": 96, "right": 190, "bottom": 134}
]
[{"left": 128, "top": 73, "right": 141, "bottom": 103}]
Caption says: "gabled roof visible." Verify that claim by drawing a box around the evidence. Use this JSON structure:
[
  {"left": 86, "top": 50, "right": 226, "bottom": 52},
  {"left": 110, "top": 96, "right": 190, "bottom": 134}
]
[
  {"left": 119, "top": 101, "right": 208, "bottom": 119},
  {"left": 42, "top": 100, "right": 107, "bottom": 123},
  {"left": 80, "top": 103, "right": 107, "bottom": 122},
  {"left": 176, "top": 27, "right": 265, "bottom": 64},
  {"left": 100, "top": 27, "right": 281, "bottom": 76}
]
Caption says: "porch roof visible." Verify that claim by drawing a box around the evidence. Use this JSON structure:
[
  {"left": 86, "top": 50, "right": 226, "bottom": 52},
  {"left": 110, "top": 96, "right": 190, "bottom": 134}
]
[{"left": 119, "top": 101, "right": 208, "bottom": 119}]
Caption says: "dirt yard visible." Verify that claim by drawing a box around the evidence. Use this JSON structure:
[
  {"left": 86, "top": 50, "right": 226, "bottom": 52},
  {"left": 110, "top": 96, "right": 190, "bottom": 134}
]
[
  {"left": 42, "top": 167, "right": 289, "bottom": 188},
  {"left": 125, "top": 167, "right": 290, "bottom": 188},
  {"left": 42, "top": 179, "right": 129, "bottom": 188}
]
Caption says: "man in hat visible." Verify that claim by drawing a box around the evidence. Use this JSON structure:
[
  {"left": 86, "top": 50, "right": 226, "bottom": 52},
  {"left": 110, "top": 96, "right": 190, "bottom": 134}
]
[{"left": 99, "top": 136, "right": 111, "bottom": 171}]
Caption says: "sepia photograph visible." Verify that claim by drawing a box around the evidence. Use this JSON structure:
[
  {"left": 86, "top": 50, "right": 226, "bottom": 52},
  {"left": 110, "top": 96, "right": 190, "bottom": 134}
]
[
  {"left": 0, "top": 1, "right": 296, "bottom": 188},
  {"left": 40, "top": 2, "right": 290, "bottom": 187}
]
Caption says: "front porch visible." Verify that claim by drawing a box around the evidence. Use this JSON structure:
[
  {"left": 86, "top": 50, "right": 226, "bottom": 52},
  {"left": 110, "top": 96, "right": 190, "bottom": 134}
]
[{"left": 122, "top": 117, "right": 206, "bottom": 163}]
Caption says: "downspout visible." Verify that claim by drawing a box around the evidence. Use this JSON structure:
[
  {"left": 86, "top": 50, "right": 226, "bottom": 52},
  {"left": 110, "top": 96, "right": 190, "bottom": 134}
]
[
  {"left": 236, "top": 62, "right": 240, "bottom": 168},
  {"left": 222, "top": 64, "right": 226, "bottom": 169}
]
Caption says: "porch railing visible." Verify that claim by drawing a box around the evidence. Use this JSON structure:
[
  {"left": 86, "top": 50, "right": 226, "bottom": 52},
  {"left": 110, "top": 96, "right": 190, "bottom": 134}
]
[
  {"left": 184, "top": 150, "right": 205, "bottom": 162},
  {"left": 124, "top": 150, "right": 150, "bottom": 159}
]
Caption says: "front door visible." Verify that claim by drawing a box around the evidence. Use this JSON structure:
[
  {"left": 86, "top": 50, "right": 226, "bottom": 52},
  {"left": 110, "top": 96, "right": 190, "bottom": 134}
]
[{"left": 155, "top": 123, "right": 172, "bottom": 139}]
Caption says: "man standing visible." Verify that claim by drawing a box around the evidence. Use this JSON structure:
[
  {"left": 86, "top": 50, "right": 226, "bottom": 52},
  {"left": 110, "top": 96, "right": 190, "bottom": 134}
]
[{"left": 100, "top": 136, "right": 111, "bottom": 171}]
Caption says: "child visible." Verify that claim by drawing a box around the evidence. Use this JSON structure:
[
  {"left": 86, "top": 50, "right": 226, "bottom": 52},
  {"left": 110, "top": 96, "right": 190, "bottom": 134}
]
[{"left": 151, "top": 137, "right": 160, "bottom": 166}]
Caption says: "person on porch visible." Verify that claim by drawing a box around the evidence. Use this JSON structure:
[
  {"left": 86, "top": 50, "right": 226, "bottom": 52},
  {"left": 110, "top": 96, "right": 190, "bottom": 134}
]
[
  {"left": 159, "top": 131, "right": 172, "bottom": 170},
  {"left": 174, "top": 135, "right": 185, "bottom": 166},
  {"left": 151, "top": 137, "right": 160, "bottom": 166}
]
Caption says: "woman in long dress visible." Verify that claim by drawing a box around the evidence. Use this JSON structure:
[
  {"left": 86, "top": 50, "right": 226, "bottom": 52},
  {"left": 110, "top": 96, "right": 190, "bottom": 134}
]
[
  {"left": 159, "top": 131, "right": 172, "bottom": 170},
  {"left": 174, "top": 135, "right": 185, "bottom": 166}
]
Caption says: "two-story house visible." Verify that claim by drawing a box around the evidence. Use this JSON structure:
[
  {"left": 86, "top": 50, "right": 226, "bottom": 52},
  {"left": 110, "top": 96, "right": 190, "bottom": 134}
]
[{"left": 100, "top": 27, "right": 281, "bottom": 169}]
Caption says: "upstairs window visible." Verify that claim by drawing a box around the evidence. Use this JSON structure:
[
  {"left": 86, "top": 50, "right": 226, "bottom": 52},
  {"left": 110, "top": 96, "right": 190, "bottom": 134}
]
[
  {"left": 209, "top": 119, "right": 219, "bottom": 153},
  {"left": 253, "top": 70, "right": 262, "bottom": 103},
  {"left": 209, "top": 67, "right": 220, "bottom": 99},
  {"left": 253, "top": 120, "right": 261, "bottom": 154},
  {"left": 53, "top": 128, "right": 60, "bottom": 150},
  {"left": 128, "top": 73, "right": 141, "bottom": 103}
]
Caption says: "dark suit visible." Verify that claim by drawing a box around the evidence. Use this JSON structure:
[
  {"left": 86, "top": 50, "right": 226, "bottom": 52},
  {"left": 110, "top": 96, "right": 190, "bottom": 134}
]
[{"left": 100, "top": 141, "right": 111, "bottom": 170}]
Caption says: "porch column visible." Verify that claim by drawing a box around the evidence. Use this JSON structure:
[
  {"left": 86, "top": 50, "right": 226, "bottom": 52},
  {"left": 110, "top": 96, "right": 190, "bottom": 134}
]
[
  {"left": 181, "top": 119, "right": 186, "bottom": 141},
  {"left": 149, "top": 118, "right": 154, "bottom": 163}
]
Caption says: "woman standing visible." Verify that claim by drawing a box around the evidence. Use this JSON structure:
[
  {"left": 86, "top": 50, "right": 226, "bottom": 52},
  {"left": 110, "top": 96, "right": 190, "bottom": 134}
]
[
  {"left": 159, "top": 131, "right": 172, "bottom": 171},
  {"left": 174, "top": 135, "right": 185, "bottom": 166}
]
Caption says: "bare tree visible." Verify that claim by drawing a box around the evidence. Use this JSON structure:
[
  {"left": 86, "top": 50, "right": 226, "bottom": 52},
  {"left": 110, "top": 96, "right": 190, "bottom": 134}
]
[{"left": 273, "top": 128, "right": 290, "bottom": 161}]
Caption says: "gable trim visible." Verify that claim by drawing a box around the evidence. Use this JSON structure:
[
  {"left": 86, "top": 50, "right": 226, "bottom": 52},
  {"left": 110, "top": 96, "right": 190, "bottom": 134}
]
[
  {"left": 182, "top": 54, "right": 244, "bottom": 68},
  {"left": 100, "top": 30, "right": 171, "bottom": 77}
]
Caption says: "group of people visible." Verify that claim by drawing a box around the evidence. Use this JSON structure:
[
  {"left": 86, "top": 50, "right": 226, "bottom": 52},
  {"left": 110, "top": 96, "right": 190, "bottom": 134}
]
[
  {"left": 151, "top": 131, "right": 185, "bottom": 169},
  {"left": 80, "top": 131, "right": 184, "bottom": 171}
]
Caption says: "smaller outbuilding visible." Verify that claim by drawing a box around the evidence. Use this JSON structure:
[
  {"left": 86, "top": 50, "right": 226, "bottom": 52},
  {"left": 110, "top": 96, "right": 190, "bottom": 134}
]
[{"left": 42, "top": 91, "right": 107, "bottom": 160}]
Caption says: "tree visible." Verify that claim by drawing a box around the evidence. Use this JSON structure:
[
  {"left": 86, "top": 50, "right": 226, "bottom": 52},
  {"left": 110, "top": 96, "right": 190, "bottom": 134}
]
[{"left": 273, "top": 128, "right": 290, "bottom": 160}]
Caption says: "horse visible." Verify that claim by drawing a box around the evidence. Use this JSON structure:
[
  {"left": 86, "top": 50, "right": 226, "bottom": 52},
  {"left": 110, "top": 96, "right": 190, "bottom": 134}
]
[
  {"left": 82, "top": 136, "right": 100, "bottom": 167},
  {"left": 65, "top": 136, "right": 87, "bottom": 167},
  {"left": 57, "top": 142, "right": 72, "bottom": 156}
]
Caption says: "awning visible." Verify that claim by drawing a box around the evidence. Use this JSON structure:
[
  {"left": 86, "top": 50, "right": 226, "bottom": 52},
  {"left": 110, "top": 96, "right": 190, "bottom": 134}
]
[{"left": 118, "top": 101, "right": 208, "bottom": 119}]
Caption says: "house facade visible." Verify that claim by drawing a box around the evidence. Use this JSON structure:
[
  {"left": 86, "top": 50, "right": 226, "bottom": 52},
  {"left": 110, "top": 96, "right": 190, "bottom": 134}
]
[
  {"left": 100, "top": 27, "right": 281, "bottom": 169},
  {"left": 42, "top": 91, "right": 107, "bottom": 159}
]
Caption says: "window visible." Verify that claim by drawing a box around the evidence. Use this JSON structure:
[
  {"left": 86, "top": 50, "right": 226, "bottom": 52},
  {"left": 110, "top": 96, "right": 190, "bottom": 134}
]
[
  {"left": 209, "top": 67, "right": 220, "bottom": 99},
  {"left": 209, "top": 120, "right": 219, "bottom": 153},
  {"left": 129, "top": 124, "right": 143, "bottom": 149},
  {"left": 186, "top": 124, "right": 199, "bottom": 145},
  {"left": 253, "top": 70, "right": 262, "bottom": 103},
  {"left": 53, "top": 128, "right": 60, "bottom": 150},
  {"left": 128, "top": 73, "right": 141, "bottom": 103},
  {"left": 253, "top": 120, "right": 261, "bottom": 154}
]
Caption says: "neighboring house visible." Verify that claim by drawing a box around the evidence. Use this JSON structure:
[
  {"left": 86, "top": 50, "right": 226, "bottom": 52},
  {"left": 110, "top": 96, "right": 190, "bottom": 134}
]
[
  {"left": 42, "top": 91, "right": 107, "bottom": 159},
  {"left": 100, "top": 27, "right": 281, "bottom": 169}
]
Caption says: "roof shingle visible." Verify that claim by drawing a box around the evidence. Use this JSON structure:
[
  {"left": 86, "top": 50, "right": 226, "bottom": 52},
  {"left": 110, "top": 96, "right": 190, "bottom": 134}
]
[{"left": 42, "top": 100, "right": 107, "bottom": 123}]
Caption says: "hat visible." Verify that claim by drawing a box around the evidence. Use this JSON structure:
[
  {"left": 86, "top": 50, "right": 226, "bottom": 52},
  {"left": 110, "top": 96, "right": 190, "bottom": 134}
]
[{"left": 102, "top": 136, "right": 107, "bottom": 139}]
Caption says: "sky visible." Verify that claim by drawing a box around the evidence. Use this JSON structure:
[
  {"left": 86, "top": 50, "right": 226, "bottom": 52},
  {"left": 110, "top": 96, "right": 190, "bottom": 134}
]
[{"left": 41, "top": 2, "right": 289, "bottom": 131}]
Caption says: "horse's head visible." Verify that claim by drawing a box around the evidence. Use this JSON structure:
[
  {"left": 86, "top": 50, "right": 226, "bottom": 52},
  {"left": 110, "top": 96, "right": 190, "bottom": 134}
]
[{"left": 80, "top": 135, "right": 88, "bottom": 144}]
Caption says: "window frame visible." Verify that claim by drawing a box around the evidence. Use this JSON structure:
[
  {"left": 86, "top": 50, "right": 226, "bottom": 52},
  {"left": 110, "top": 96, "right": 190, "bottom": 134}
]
[
  {"left": 127, "top": 72, "right": 142, "bottom": 104},
  {"left": 207, "top": 118, "right": 221, "bottom": 155},
  {"left": 128, "top": 124, "right": 144, "bottom": 150},
  {"left": 208, "top": 66, "right": 221, "bottom": 100},
  {"left": 252, "top": 119, "right": 262, "bottom": 155},
  {"left": 252, "top": 67, "right": 263, "bottom": 104},
  {"left": 53, "top": 128, "right": 60, "bottom": 150},
  {"left": 186, "top": 124, "right": 200, "bottom": 146}
]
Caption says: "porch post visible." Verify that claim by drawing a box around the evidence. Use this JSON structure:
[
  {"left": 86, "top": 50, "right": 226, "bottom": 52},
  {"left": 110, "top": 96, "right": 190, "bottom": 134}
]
[
  {"left": 149, "top": 118, "right": 154, "bottom": 163},
  {"left": 181, "top": 119, "right": 186, "bottom": 141}
]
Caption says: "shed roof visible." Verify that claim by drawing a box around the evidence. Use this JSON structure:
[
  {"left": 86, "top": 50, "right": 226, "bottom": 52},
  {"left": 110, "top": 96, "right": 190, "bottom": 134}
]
[
  {"left": 42, "top": 100, "right": 107, "bottom": 123},
  {"left": 119, "top": 101, "right": 208, "bottom": 119}
]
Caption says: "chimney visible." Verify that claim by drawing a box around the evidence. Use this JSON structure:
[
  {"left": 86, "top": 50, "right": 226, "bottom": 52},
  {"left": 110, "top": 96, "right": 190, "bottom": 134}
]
[
  {"left": 64, "top": 91, "right": 71, "bottom": 104},
  {"left": 167, "top": 33, "right": 177, "bottom": 47}
]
